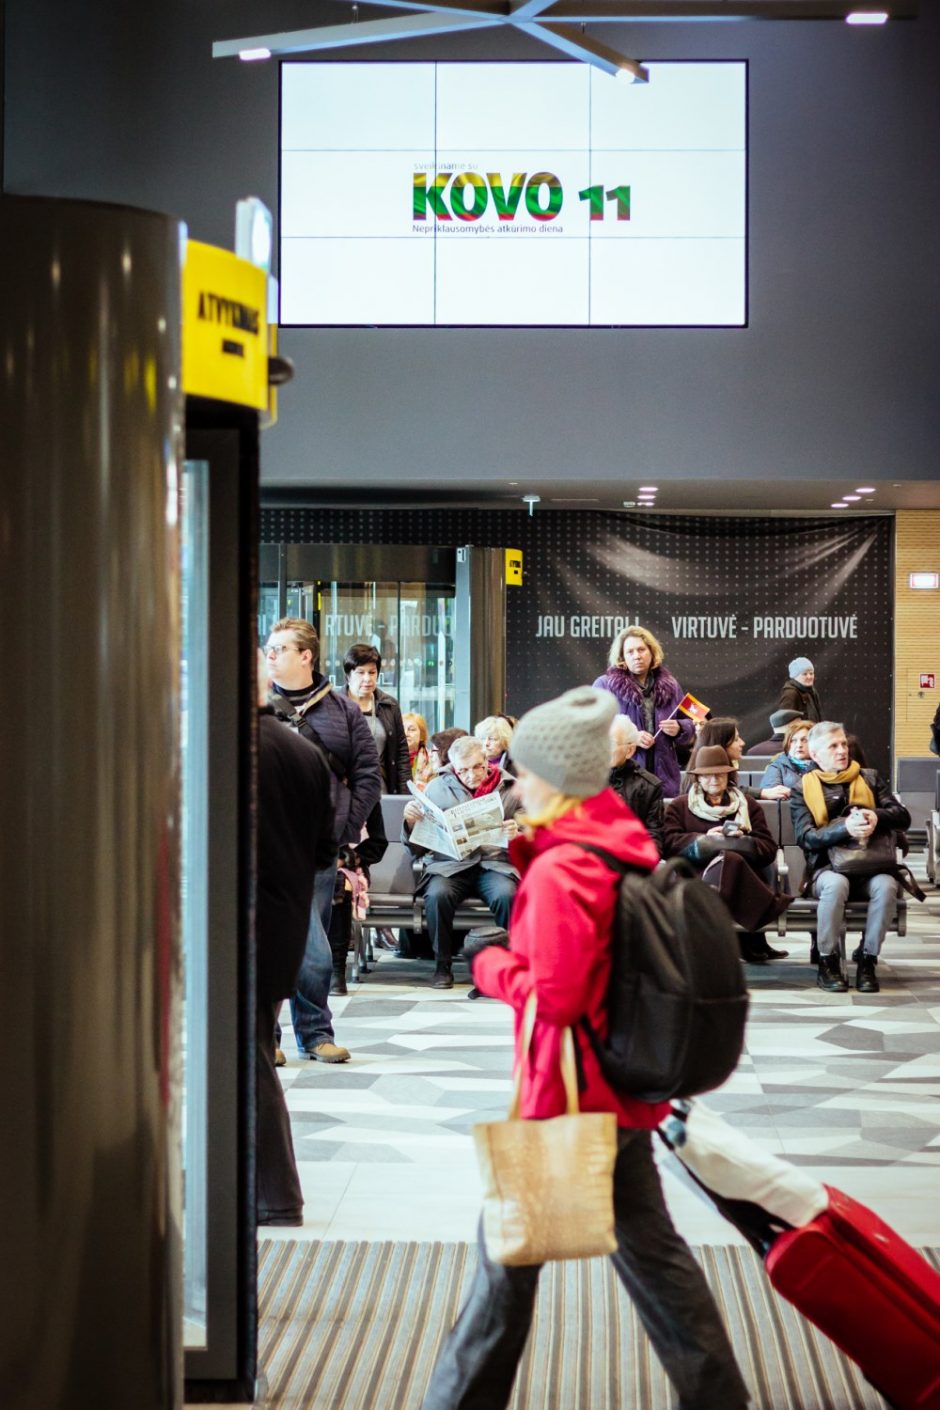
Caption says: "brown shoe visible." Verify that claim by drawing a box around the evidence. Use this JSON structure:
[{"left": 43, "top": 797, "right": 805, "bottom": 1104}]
[
  {"left": 307, "top": 1040, "right": 351, "bottom": 1063},
  {"left": 274, "top": 1047, "right": 287, "bottom": 1068}
]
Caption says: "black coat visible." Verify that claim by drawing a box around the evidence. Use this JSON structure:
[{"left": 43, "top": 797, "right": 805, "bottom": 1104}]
[
  {"left": 270, "top": 676, "right": 382, "bottom": 845},
  {"left": 608, "top": 760, "right": 665, "bottom": 855},
  {"left": 663, "top": 792, "right": 784, "bottom": 930},
  {"left": 257, "top": 709, "right": 336, "bottom": 1004},
  {"left": 777, "top": 678, "right": 822, "bottom": 722},
  {"left": 344, "top": 687, "right": 411, "bottom": 795},
  {"left": 789, "top": 768, "right": 910, "bottom": 883},
  {"left": 663, "top": 792, "right": 777, "bottom": 871}
]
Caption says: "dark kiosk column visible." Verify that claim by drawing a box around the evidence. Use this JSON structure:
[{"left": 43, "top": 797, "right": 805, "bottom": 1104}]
[{"left": 0, "top": 196, "right": 184, "bottom": 1410}]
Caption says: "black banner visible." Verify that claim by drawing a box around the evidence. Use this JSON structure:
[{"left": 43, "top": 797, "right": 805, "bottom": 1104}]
[
  {"left": 260, "top": 508, "right": 893, "bottom": 772},
  {"left": 506, "top": 516, "right": 892, "bottom": 770}
]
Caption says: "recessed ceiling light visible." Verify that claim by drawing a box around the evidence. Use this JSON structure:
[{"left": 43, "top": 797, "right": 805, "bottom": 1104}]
[
  {"left": 622, "top": 500, "right": 636, "bottom": 508},
  {"left": 856, "top": 486, "right": 876, "bottom": 493},
  {"left": 638, "top": 486, "right": 658, "bottom": 493},
  {"left": 843, "top": 494, "right": 861, "bottom": 501},
  {"left": 845, "top": 11, "right": 889, "bottom": 24},
  {"left": 831, "top": 502, "right": 849, "bottom": 509},
  {"left": 239, "top": 47, "right": 272, "bottom": 60}
]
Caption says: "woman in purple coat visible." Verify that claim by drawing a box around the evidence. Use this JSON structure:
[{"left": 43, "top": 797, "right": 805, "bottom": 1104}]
[{"left": 592, "top": 624, "right": 693, "bottom": 799}]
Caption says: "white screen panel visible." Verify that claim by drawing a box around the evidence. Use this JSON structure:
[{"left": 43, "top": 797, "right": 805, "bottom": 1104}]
[{"left": 279, "top": 61, "right": 747, "bottom": 326}]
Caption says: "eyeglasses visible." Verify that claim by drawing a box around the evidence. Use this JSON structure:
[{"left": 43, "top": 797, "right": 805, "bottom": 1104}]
[
  {"left": 456, "top": 761, "right": 488, "bottom": 777},
  {"left": 265, "top": 643, "right": 298, "bottom": 657}
]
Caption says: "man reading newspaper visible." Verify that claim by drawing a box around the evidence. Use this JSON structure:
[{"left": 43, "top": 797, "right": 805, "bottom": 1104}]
[{"left": 403, "top": 734, "right": 522, "bottom": 988}]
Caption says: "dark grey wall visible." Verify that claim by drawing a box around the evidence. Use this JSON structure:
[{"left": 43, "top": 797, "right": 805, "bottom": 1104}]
[{"left": 6, "top": 3, "right": 939, "bottom": 491}]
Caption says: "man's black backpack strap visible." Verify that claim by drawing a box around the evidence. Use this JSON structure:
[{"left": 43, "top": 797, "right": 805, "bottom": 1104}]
[
  {"left": 570, "top": 844, "right": 749, "bottom": 1103},
  {"left": 272, "top": 691, "right": 349, "bottom": 783}
]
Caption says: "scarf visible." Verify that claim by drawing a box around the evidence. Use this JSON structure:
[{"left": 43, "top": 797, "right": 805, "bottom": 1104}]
[
  {"left": 600, "top": 664, "right": 682, "bottom": 712},
  {"left": 788, "top": 756, "right": 814, "bottom": 772},
  {"left": 472, "top": 764, "right": 503, "bottom": 799},
  {"left": 687, "top": 781, "right": 751, "bottom": 831},
  {"left": 802, "top": 762, "right": 875, "bottom": 827}
]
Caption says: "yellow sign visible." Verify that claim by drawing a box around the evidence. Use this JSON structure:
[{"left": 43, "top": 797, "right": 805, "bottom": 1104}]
[
  {"left": 182, "top": 241, "right": 268, "bottom": 410},
  {"left": 505, "top": 548, "right": 523, "bottom": 586}
]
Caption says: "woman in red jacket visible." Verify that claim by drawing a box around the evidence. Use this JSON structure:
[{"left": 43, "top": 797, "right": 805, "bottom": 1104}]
[{"left": 421, "top": 688, "right": 749, "bottom": 1410}]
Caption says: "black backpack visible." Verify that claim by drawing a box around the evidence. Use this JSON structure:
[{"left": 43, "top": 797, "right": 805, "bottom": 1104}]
[{"left": 574, "top": 848, "right": 749, "bottom": 1103}]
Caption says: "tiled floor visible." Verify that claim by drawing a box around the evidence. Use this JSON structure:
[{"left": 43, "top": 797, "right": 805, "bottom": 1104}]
[{"left": 271, "top": 873, "right": 940, "bottom": 1247}]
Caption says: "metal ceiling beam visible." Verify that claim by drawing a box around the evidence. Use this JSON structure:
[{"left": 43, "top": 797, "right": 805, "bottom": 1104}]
[
  {"left": 508, "top": 0, "right": 562, "bottom": 17},
  {"left": 519, "top": 20, "right": 649, "bottom": 75},
  {"left": 213, "top": 10, "right": 502, "bottom": 60}
]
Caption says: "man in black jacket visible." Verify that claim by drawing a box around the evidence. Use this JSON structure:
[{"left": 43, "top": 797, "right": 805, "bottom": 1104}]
[
  {"left": 607, "top": 714, "right": 665, "bottom": 854},
  {"left": 256, "top": 654, "right": 335, "bottom": 1224},
  {"left": 266, "top": 618, "right": 382, "bottom": 1060},
  {"left": 790, "top": 722, "right": 910, "bottom": 994},
  {"left": 342, "top": 643, "right": 411, "bottom": 794}
]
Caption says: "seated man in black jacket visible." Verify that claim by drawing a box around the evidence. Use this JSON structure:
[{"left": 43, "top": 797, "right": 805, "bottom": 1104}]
[
  {"left": 608, "top": 714, "right": 665, "bottom": 854},
  {"left": 790, "top": 722, "right": 910, "bottom": 994}
]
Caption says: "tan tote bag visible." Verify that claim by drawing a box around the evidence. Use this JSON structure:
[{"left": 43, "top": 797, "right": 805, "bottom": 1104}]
[{"left": 473, "top": 992, "right": 618, "bottom": 1267}]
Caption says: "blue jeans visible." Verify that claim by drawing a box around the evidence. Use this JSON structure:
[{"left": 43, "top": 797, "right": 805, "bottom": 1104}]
[
  {"left": 289, "top": 862, "right": 338, "bottom": 1053},
  {"left": 812, "top": 868, "right": 899, "bottom": 957}
]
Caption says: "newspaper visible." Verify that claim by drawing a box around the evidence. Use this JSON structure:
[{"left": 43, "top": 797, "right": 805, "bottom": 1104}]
[{"left": 407, "top": 780, "right": 506, "bottom": 861}]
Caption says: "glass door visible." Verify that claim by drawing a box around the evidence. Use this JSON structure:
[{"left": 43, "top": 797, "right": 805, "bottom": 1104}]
[{"left": 299, "top": 580, "right": 455, "bottom": 735}]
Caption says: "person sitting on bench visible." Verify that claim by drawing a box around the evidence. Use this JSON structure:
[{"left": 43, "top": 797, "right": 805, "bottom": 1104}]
[
  {"left": 403, "top": 735, "right": 521, "bottom": 989},
  {"left": 790, "top": 721, "right": 910, "bottom": 995}
]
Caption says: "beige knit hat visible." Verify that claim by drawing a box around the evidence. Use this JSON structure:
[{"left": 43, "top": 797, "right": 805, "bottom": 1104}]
[{"left": 511, "top": 687, "right": 618, "bottom": 798}]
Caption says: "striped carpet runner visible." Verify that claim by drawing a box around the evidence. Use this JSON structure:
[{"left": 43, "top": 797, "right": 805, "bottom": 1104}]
[{"left": 257, "top": 1240, "right": 938, "bottom": 1408}]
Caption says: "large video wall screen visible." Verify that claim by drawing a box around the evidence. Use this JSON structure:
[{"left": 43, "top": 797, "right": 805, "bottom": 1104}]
[{"left": 279, "top": 61, "right": 747, "bottom": 328}]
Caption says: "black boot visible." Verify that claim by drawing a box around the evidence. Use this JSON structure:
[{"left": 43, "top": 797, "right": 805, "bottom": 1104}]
[
  {"left": 741, "top": 932, "right": 789, "bottom": 962},
  {"left": 817, "top": 952, "right": 848, "bottom": 993},
  {"left": 328, "top": 892, "right": 351, "bottom": 995},
  {"left": 856, "top": 951, "right": 880, "bottom": 993},
  {"left": 432, "top": 962, "right": 454, "bottom": 989}
]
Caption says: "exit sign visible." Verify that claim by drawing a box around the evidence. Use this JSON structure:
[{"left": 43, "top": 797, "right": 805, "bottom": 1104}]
[{"left": 920, "top": 673, "right": 936, "bottom": 689}]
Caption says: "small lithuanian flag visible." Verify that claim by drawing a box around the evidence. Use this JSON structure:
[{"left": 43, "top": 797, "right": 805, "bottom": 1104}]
[{"left": 677, "top": 693, "right": 710, "bottom": 721}]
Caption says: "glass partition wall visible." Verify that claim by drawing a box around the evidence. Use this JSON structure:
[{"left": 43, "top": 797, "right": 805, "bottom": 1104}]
[{"left": 259, "top": 546, "right": 458, "bottom": 735}]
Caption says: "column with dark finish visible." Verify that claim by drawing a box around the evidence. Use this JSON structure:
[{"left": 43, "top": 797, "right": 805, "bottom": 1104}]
[
  {"left": 0, "top": 195, "right": 184, "bottom": 1410},
  {"left": 455, "top": 545, "right": 508, "bottom": 729}
]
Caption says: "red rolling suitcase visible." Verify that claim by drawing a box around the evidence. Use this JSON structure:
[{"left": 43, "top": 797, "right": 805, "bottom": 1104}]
[{"left": 765, "top": 1185, "right": 940, "bottom": 1409}]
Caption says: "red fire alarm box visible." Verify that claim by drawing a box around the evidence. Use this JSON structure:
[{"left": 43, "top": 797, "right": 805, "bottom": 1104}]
[{"left": 920, "top": 673, "right": 936, "bottom": 689}]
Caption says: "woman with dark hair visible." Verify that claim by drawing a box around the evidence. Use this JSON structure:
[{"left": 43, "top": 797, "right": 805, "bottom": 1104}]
[
  {"left": 342, "top": 643, "right": 411, "bottom": 795},
  {"left": 592, "top": 624, "right": 694, "bottom": 799},
  {"left": 665, "top": 745, "right": 790, "bottom": 964},
  {"left": 688, "top": 716, "right": 746, "bottom": 772}
]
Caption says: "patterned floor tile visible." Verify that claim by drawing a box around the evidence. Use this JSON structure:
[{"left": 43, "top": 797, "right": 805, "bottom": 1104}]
[{"left": 277, "top": 858, "right": 940, "bottom": 1242}]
